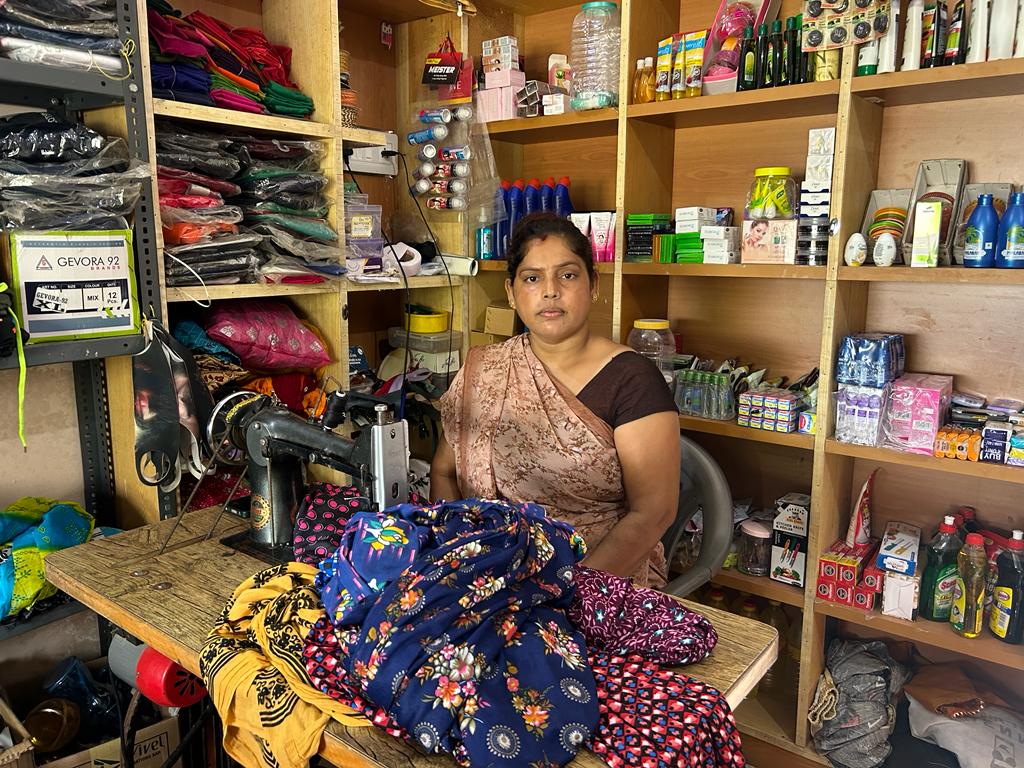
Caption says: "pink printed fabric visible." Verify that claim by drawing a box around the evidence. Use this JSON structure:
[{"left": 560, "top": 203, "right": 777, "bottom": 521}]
[
  {"left": 569, "top": 567, "right": 718, "bottom": 666},
  {"left": 292, "top": 484, "right": 370, "bottom": 565}
]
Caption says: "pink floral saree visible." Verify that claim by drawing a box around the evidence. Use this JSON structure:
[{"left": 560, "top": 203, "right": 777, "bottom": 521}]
[{"left": 439, "top": 335, "right": 667, "bottom": 587}]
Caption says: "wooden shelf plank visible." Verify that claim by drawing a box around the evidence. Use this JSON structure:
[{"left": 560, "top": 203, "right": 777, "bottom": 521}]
[
  {"left": 490, "top": 0, "right": 584, "bottom": 13},
  {"left": 627, "top": 81, "right": 841, "bottom": 128},
  {"left": 824, "top": 439, "right": 1024, "bottom": 485},
  {"left": 342, "top": 0, "right": 448, "bottom": 23},
  {"left": 681, "top": 415, "right": 816, "bottom": 450},
  {"left": 839, "top": 265, "right": 1024, "bottom": 284},
  {"left": 623, "top": 263, "right": 827, "bottom": 279},
  {"left": 344, "top": 275, "right": 464, "bottom": 292},
  {"left": 852, "top": 58, "right": 1024, "bottom": 106},
  {"left": 477, "top": 260, "right": 614, "bottom": 274},
  {"left": 165, "top": 283, "right": 337, "bottom": 303},
  {"left": 153, "top": 99, "right": 333, "bottom": 137},
  {"left": 712, "top": 569, "right": 806, "bottom": 607},
  {"left": 485, "top": 108, "right": 619, "bottom": 143},
  {"left": 815, "top": 599, "right": 1024, "bottom": 672},
  {"left": 340, "top": 126, "right": 393, "bottom": 147}
]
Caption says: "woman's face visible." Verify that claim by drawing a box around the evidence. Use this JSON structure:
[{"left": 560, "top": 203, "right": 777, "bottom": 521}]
[{"left": 505, "top": 235, "right": 596, "bottom": 344}]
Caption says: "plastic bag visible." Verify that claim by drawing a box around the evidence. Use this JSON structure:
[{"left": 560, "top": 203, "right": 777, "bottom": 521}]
[
  {"left": 0, "top": 135, "right": 127, "bottom": 175},
  {"left": 249, "top": 222, "right": 340, "bottom": 264},
  {"left": 157, "top": 165, "right": 241, "bottom": 197},
  {"left": 237, "top": 173, "right": 327, "bottom": 199},
  {"left": 162, "top": 205, "right": 242, "bottom": 245},
  {"left": 155, "top": 125, "right": 240, "bottom": 179},
  {"left": 0, "top": 111, "right": 104, "bottom": 162},
  {"left": 0, "top": 36, "right": 124, "bottom": 74},
  {"left": 0, "top": 20, "right": 120, "bottom": 53},
  {"left": 244, "top": 213, "right": 335, "bottom": 243},
  {"left": 230, "top": 137, "right": 325, "bottom": 169},
  {"left": 238, "top": 199, "right": 329, "bottom": 219},
  {"left": 0, "top": 0, "right": 117, "bottom": 37},
  {"left": 158, "top": 192, "right": 223, "bottom": 209},
  {"left": 258, "top": 252, "right": 339, "bottom": 282}
]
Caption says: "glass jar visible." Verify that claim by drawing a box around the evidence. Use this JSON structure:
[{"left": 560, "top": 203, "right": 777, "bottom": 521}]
[
  {"left": 745, "top": 166, "right": 798, "bottom": 220},
  {"left": 737, "top": 519, "right": 772, "bottom": 576},
  {"left": 627, "top": 319, "right": 675, "bottom": 384}
]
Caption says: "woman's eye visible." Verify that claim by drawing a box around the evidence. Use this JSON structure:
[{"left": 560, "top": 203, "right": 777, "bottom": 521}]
[
  {"left": 523, "top": 275, "right": 538, "bottom": 283},
  {"left": 562, "top": 272, "right": 577, "bottom": 280}
]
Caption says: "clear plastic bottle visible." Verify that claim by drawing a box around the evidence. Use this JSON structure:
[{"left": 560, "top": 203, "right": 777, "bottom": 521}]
[
  {"left": 631, "top": 57, "right": 645, "bottom": 104},
  {"left": 951, "top": 533, "right": 989, "bottom": 638},
  {"left": 569, "top": 1, "right": 621, "bottom": 111},
  {"left": 760, "top": 600, "right": 790, "bottom": 694}
]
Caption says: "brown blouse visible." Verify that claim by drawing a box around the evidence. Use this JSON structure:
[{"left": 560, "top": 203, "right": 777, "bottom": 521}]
[{"left": 576, "top": 351, "right": 678, "bottom": 429}]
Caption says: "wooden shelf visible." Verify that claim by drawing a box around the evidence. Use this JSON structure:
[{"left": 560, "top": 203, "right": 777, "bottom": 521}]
[
  {"left": 815, "top": 599, "right": 1024, "bottom": 672},
  {"left": 852, "top": 58, "right": 1024, "bottom": 107},
  {"left": 491, "top": 0, "right": 584, "bottom": 13},
  {"left": 153, "top": 99, "right": 333, "bottom": 137},
  {"left": 344, "top": 275, "right": 465, "bottom": 292},
  {"left": 712, "top": 568, "right": 806, "bottom": 607},
  {"left": 165, "top": 283, "right": 337, "bottom": 303},
  {"left": 477, "top": 261, "right": 614, "bottom": 274},
  {"left": 627, "top": 81, "right": 841, "bottom": 128},
  {"left": 340, "top": 126, "right": 392, "bottom": 147},
  {"left": 485, "top": 109, "right": 619, "bottom": 143},
  {"left": 342, "top": 0, "right": 447, "bottom": 23},
  {"left": 825, "top": 439, "right": 1024, "bottom": 485},
  {"left": 623, "top": 263, "right": 827, "bottom": 279},
  {"left": 681, "top": 415, "right": 816, "bottom": 450},
  {"left": 839, "top": 265, "right": 1024, "bottom": 284}
]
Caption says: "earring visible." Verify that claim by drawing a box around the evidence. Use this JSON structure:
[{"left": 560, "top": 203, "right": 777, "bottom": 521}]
[
  {"left": 509, "top": 301, "right": 516, "bottom": 309},
  {"left": 592, "top": 295, "right": 599, "bottom": 303}
]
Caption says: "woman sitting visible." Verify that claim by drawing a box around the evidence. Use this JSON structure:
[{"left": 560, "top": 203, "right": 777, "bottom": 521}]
[{"left": 431, "top": 213, "right": 680, "bottom": 587}]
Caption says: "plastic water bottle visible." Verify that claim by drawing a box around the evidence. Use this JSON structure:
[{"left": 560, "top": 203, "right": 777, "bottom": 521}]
[{"left": 569, "top": 1, "right": 621, "bottom": 111}]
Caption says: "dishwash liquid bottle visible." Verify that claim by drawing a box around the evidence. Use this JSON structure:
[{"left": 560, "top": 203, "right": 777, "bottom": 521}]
[
  {"left": 951, "top": 533, "right": 988, "bottom": 638},
  {"left": 920, "top": 515, "right": 963, "bottom": 621}
]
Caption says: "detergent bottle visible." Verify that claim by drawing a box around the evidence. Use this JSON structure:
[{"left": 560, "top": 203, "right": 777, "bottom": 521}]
[
  {"left": 554, "top": 176, "right": 574, "bottom": 218},
  {"left": 990, "top": 530, "right": 1024, "bottom": 644},
  {"left": 541, "top": 177, "right": 556, "bottom": 212},
  {"left": 508, "top": 180, "right": 526, "bottom": 238},
  {"left": 524, "top": 178, "right": 542, "bottom": 214},
  {"left": 920, "top": 515, "right": 963, "bottom": 621}
]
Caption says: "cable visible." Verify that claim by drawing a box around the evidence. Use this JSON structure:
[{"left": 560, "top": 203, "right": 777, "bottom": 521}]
[
  {"left": 344, "top": 153, "right": 412, "bottom": 421},
  {"left": 396, "top": 151, "right": 456, "bottom": 389}
]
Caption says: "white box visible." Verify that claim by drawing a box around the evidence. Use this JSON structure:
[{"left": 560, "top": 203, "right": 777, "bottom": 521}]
[
  {"left": 808, "top": 126, "right": 836, "bottom": 155},
  {"left": 876, "top": 521, "right": 921, "bottom": 575},
  {"left": 404, "top": 347, "right": 461, "bottom": 373},
  {"left": 771, "top": 492, "right": 810, "bottom": 588},
  {"left": 541, "top": 93, "right": 570, "bottom": 115},
  {"left": 703, "top": 239, "right": 738, "bottom": 254},
  {"left": 800, "top": 204, "right": 831, "bottom": 218},
  {"left": 485, "top": 69, "right": 526, "bottom": 89},
  {"left": 700, "top": 226, "right": 739, "bottom": 240},
  {"left": 675, "top": 206, "right": 714, "bottom": 219},
  {"left": 702, "top": 250, "right": 739, "bottom": 264},
  {"left": 805, "top": 153, "right": 835, "bottom": 189},
  {"left": 800, "top": 192, "right": 832, "bottom": 205},
  {"left": 882, "top": 570, "right": 921, "bottom": 620},
  {"left": 482, "top": 35, "right": 518, "bottom": 49}
]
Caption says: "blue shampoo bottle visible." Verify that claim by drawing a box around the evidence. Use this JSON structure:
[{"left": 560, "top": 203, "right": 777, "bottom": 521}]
[
  {"left": 997, "top": 191, "right": 1024, "bottom": 268},
  {"left": 524, "top": 178, "right": 542, "bottom": 214},
  {"left": 554, "top": 176, "right": 574, "bottom": 218},
  {"left": 963, "top": 194, "right": 1000, "bottom": 268}
]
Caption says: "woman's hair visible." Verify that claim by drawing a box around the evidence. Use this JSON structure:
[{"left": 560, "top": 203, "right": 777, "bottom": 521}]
[{"left": 506, "top": 213, "right": 594, "bottom": 281}]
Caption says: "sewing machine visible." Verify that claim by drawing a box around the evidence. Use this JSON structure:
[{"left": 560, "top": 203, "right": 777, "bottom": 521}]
[{"left": 212, "top": 389, "right": 411, "bottom": 561}]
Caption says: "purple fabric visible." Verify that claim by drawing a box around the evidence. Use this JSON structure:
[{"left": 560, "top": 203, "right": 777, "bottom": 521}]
[
  {"left": 210, "top": 89, "right": 266, "bottom": 113},
  {"left": 147, "top": 9, "right": 209, "bottom": 59},
  {"left": 292, "top": 483, "right": 371, "bottom": 565},
  {"left": 569, "top": 566, "right": 718, "bottom": 665},
  {"left": 151, "top": 62, "right": 210, "bottom": 93}
]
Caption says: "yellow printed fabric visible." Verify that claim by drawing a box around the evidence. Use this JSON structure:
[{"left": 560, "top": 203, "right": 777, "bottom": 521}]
[{"left": 200, "top": 563, "right": 367, "bottom": 768}]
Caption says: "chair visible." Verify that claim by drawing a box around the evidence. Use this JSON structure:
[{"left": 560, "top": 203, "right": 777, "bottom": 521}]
[{"left": 663, "top": 435, "right": 733, "bottom": 597}]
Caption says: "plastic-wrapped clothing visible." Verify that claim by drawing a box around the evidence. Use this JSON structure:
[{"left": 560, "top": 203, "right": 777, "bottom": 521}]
[
  {"left": 7, "top": 0, "right": 115, "bottom": 23},
  {"left": 0, "top": 164, "right": 145, "bottom": 228},
  {"left": 0, "top": 35, "right": 125, "bottom": 73},
  {"left": 0, "top": 0, "right": 117, "bottom": 37},
  {"left": 0, "top": 111, "right": 104, "bottom": 163},
  {"left": 157, "top": 165, "right": 241, "bottom": 197},
  {"left": 231, "top": 138, "right": 324, "bottom": 166},
  {"left": 158, "top": 192, "right": 222, "bottom": 209},
  {"left": 238, "top": 173, "right": 326, "bottom": 200},
  {"left": 0, "top": 135, "right": 127, "bottom": 176},
  {"left": 244, "top": 213, "right": 335, "bottom": 243},
  {"left": 0, "top": 20, "right": 120, "bottom": 53},
  {"left": 239, "top": 200, "right": 329, "bottom": 219},
  {"left": 251, "top": 223, "right": 339, "bottom": 264},
  {"left": 155, "top": 125, "right": 241, "bottom": 178}
]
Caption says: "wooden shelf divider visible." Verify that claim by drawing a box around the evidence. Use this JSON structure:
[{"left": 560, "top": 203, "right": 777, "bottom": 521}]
[
  {"left": 681, "top": 416, "right": 815, "bottom": 450},
  {"left": 153, "top": 99, "right": 333, "bottom": 137},
  {"left": 851, "top": 57, "right": 1024, "bottom": 106},
  {"left": 485, "top": 108, "right": 619, "bottom": 142},
  {"left": 838, "top": 265, "right": 1024, "bottom": 283},
  {"left": 623, "top": 263, "right": 826, "bottom": 279}
]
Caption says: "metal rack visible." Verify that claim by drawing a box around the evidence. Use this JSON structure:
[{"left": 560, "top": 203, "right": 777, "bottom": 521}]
[{"left": 0, "top": 0, "right": 160, "bottom": 522}]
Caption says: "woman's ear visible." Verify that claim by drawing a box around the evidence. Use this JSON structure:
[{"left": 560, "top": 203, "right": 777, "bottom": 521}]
[{"left": 504, "top": 277, "right": 514, "bottom": 308}]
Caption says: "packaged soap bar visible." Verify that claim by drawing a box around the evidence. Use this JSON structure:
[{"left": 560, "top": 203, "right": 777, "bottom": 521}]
[{"left": 883, "top": 373, "right": 953, "bottom": 454}]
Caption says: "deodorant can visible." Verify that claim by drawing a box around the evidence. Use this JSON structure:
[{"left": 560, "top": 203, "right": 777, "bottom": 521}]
[
  {"left": 452, "top": 105, "right": 474, "bottom": 122},
  {"left": 439, "top": 145, "right": 472, "bottom": 161},
  {"left": 426, "top": 196, "right": 466, "bottom": 210},
  {"left": 412, "top": 161, "right": 436, "bottom": 180},
  {"left": 419, "top": 108, "right": 452, "bottom": 124},
  {"left": 417, "top": 143, "right": 438, "bottom": 161},
  {"left": 431, "top": 178, "right": 468, "bottom": 195},
  {"left": 410, "top": 178, "right": 432, "bottom": 195},
  {"left": 407, "top": 125, "right": 448, "bottom": 145},
  {"left": 435, "top": 161, "right": 470, "bottom": 178}
]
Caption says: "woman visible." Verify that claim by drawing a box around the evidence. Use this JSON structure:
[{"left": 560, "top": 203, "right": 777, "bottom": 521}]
[{"left": 432, "top": 213, "right": 680, "bottom": 587}]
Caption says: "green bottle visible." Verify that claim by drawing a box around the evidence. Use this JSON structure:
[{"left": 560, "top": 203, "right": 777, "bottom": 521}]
[
  {"left": 737, "top": 26, "right": 757, "bottom": 91},
  {"left": 920, "top": 515, "right": 963, "bottom": 621},
  {"left": 755, "top": 22, "right": 771, "bottom": 88},
  {"left": 768, "top": 19, "right": 785, "bottom": 86}
]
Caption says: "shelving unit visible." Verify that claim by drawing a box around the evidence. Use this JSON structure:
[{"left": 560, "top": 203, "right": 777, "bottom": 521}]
[
  {"left": 682, "top": 416, "right": 815, "bottom": 450},
  {"left": 839, "top": 265, "right": 1024, "bottom": 283},
  {"left": 711, "top": 568, "right": 805, "bottom": 608},
  {"left": 825, "top": 439, "right": 1024, "bottom": 484}
]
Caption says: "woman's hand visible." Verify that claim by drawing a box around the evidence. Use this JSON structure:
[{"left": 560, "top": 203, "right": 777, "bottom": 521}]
[
  {"left": 429, "top": 434, "right": 463, "bottom": 503},
  {"left": 582, "top": 411, "right": 680, "bottom": 579}
]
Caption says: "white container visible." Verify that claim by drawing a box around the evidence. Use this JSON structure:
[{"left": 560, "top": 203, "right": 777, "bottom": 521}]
[
  {"left": 569, "top": 1, "right": 621, "bottom": 110},
  {"left": 967, "top": 0, "right": 990, "bottom": 62},
  {"left": 627, "top": 319, "right": 675, "bottom": 384},
  {"left": 902, "top": 0, "right": 924, "bottom": 70},
  {"left": 878, "top": 2, "right": 901, "bottom": 72},
  {"left": 1015, "top": 0, "right": 1024, "bottom": 55},
  {"left": 989, "top": 0, "right": 1017, "bottom": 59}
]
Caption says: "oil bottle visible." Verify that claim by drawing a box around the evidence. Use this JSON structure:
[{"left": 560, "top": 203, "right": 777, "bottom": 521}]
[
  {"left": 951, "top": 533, "right": 988, "bottom": 638},
  {"left": 737, "top": 26, "right": 758, "bottom": 90},
  {"left": 990, "top": 530, "right": 1024, "bottom": 644},
  {"left": 759, "top": 600, "right": 790, "bottom": 693},
  {"left": 755, "top": 23, "right": 772, "bottom": 88}
]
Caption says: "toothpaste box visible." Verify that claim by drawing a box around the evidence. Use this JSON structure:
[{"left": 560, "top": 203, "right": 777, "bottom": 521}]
[
  {"left": 861, "top": 562, "right": 886, "bottom": 592},
  {"left": 833, "top": 582, "right": 856, "bottom": 606},
  {"left": 771, "top": 493, "right": 810, "bottom": 588},
  {"left": 876, "top": 521, "right": 921, "bottom": 575},
  {"left": 816, "top": 580, "right": 835, "bottom": 601}
]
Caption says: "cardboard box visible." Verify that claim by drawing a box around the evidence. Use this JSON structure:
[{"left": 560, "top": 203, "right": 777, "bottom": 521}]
[
  {"left": 485, "top": 69, "right": 526, "bottom": 89},
  {"left": 771, "top": 492, "right": 810, "bottom": 588},
  {"left": 404, "top": 347, "right": 460, "bottom": 373},
  {"left": 541, "top": 93, "right": 571, "bottom": 115},
  {"left": 818, "top": 538, "right": 878, "bottom": 587},
  {"left": 702, "top": 250, "right": 738, "bottom": 264},
  {"left": 44, "top": 717, "right": 181, "bottom": 768},
  {"left": 808, "top": 126, "right": 836, "bottom": 155},
  {"left": 833, "top": 582, "right": 856, "bottom": 606},
  {"left": 862, "top": 562, "right": 886, "bottom": 592},
  {"left": 911, "top": 200, "right": 942, "bottom": 268},
  {"left": 798, "top": 411, "right": 817, "bottom": 434},
  {"left": 877, "top": 521, "right": 922, "bottom": 575},
  {"left": 470, "top": 331, "right": 508, "bottom": 346},
  {"left": 484, "top": 303, "right": 522, "bottom": 337},
  {"left": 816, "top": 580, "right": 835, "bottom": 601},
  {"left": 882, "top": 570, "right": 922, "bottom": 621},
  {"left": 854, "top": 583, "right": 878, "bottom": 610},
  {"left": 742, "top": 218, "right": 797, "bottom": 264}
]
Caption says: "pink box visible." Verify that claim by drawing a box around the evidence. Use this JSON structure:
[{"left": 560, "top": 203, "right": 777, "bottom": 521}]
[
  {"left": 883, "top": 373, "right": 953, "bottom": 455},
  {"left": 485, "top": 69, "right": 527, "bottom": 89},
  {"left": 475, "top": 87, "right": 516, "bottom": 123}
]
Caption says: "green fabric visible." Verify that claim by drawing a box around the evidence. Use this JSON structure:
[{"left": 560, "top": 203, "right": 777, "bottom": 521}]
[
  {"left": 242, "top": 202, "right": 329, "bottom": 218},
  {"left": 263, "top": 80, "right": 313, "bottom": 116},
  {"left": 245, "top": 213, "right": 337, "bottom": 242},
  {"left": 0, "top": 497, "right": 94, "bottom": 618},
  {"left": 211, "top": 72, "right": 263, "bottom": 100}
]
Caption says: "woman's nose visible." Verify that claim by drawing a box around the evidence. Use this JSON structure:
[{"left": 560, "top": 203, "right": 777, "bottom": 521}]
[{"left": 543, "top": 277, "right": 559, "bottom": 298}]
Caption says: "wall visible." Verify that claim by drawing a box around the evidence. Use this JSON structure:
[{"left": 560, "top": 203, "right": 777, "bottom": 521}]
[{"left": 0, "top": 364, "right": 84, "bottom": 508}]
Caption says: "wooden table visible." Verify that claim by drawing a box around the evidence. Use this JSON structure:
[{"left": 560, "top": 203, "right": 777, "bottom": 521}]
[{"left": 46, "top": 508, "right": 777, "bottom": 768}]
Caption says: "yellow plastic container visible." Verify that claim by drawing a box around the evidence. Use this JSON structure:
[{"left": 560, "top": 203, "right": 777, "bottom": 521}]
[{"left": 405, "top": 310, "right": 449, "bottom": 334}]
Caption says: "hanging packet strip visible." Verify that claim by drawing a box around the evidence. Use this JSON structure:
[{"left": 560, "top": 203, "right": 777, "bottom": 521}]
[{"left": 422, "top": 33, "right": 463, "bottom": 85}]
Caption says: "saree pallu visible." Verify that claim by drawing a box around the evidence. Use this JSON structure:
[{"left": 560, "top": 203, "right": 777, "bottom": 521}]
[
  {"left": 439, "top": 335, "right": 667, "bottom": 587},
  {"left": 311, "top": 499, "right": 600, "bottom": 767}
]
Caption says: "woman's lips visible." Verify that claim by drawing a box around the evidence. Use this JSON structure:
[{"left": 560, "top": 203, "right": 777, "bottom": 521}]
[{"left": 538, "top": 308, "right": 564, "bottom": 318}]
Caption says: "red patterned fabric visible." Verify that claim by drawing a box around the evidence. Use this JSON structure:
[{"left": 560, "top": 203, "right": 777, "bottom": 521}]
[
  {"left": 588, "top": 653, "right": 746, "bottom": 768},
  {"left": 292, "top": 483, "right": 371, "bottom": 565}
]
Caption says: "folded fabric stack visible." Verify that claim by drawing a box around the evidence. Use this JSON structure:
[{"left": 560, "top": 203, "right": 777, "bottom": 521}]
[
  {"left": 156, "top": 122, "right": 341, "bottom": 286},
  {"left": 0, "top": 0, "right": 124, "bottom": 75},
  {"left": 0, "top": 111, "right": 144, "bottom": 231},
  {"left": 146, "top": 0, "right": 314, "bottom": 118}
]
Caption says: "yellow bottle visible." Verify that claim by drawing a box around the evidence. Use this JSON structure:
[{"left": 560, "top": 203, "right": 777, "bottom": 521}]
[
  {"left": 950, "top": 533, "right": 988, "bottom": 638},
  {"left": 631, "top": 57, "right": 645, "bottom": 104},
  {"left": 640, "top": 56, "right": 656, "bottom": 103}
]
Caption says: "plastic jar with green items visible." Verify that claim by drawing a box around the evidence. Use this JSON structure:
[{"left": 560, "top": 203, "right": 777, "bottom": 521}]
[{"left": 746, "top": 166, "right": 797, "bottom": 219}]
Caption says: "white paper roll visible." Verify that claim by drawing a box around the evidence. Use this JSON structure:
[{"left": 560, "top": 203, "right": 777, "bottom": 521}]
[
  {"left": 440, "top": 255, "right": 480, "bottom": 276},
  {"left": 384, "top": 243, "right": 423, "bottom": 276}
]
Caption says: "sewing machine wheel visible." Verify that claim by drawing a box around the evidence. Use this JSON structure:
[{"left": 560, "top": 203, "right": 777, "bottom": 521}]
[{"left": 207, "top": 391, "right": 259, "bottom": 467}]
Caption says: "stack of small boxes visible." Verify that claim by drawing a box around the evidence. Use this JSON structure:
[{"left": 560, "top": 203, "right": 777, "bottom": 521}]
[
  {"left": 675, "top": 207, "right": 715, "bottom": 264},
  {"left": 878, "top": 521, "right": 923, "bottom": 620},
  {"left": 700, "top": 225, "right": 740, "bottom": 264},
  {"left": 737, "top": 388, "right": 805, "bottom": 434},
  {"left": 477, "top": 36, "right": 523, "bottom": 122},
  {"left": 817, "top": 538, "right": 880, "bottom": 607},
  {"left": 516, "top": 80, "right": 568, "bottom": 118},
  {"left": 798, "top": 127, "right": 835, "bottom": 266},
  {"left": 626, "top": 213, "right": 673, "bottom": 262}
]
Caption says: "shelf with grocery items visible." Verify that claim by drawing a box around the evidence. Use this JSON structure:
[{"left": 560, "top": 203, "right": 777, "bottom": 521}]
[
  {"left": 484, "top": 109, "right": 620, "bottom": 143},
  {"left": 814, "top": 599, "right": 1024, "bottom": 673},
  {"left": 838, "top": 265, "right": 1024, "bottom": 284},
  {"left": 711, "top": 568, "right": 806, "bottom": 608},
  {"left": 851, "top": 58, "right": 1024, "bottom": 107},
  {"left": 681, "top": 415, "right": 815, "bottom": 451},
  {"left": 339, "top": 126, "right": 393, "bottom": 148},
  {"left": 622, "top": 263, "right": 827, "bottom": 279},
  {"left": 824, "top": 439, "right": 1024, "bottom": 486},
  {"left": 152, "top": 99, "right": 334, "bottom": 138},
  {"left": 627, "top": 81, "right": 842, "bottom": 129}
]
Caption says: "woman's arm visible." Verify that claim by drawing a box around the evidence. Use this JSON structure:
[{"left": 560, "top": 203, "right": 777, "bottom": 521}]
[
  {"left": 430, "top": 433, "right": 462, "bottom": 502},
  {"left": 582, "top": 411, "right": 680, "bottom": 577}
]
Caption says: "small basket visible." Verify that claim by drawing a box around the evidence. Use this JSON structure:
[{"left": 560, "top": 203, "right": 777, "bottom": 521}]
[
  {"left": 405, "top": 310, "right": 450, "bottom": 335},
  {"left": 339, "top": 49, "right": 351, "bottom": 74}
]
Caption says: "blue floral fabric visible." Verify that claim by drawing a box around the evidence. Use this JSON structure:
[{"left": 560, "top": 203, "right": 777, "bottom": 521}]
[{"left": 319, "top": 498, "right": 599, "bottom": 767}]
